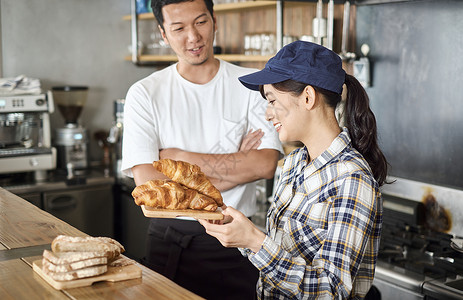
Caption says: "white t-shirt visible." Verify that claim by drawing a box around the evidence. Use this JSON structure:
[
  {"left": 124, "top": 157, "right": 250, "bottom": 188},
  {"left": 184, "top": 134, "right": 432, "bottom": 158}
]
[{"left": 121, "top": 60, "right": 283, "bottom": 217}]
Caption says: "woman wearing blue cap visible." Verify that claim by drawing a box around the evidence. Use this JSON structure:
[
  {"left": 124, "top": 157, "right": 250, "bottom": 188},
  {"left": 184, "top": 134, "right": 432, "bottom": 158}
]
[{"left": 198, "top": 40, "right": 388, "bottom": 299}]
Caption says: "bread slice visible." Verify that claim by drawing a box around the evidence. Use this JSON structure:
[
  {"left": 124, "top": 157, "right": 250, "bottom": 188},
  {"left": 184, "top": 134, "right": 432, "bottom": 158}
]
[
  {"left": 42, "top": 249, "right": 107, "bottom": 265},
  {"left": 108, "top": 256, "right": 136, "bottom": 268},
  {"left": 42, "top": 255, "right": 107, "bottom": 273},
  {"left": 42, "top": 264, "right": 108, "bottom": 281},
  {"left": 51, "top": 235, "right": 125, "bottom": 261}
]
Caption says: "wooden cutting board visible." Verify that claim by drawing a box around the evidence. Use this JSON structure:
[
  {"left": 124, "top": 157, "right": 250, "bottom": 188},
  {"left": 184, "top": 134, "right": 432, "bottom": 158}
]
[
  {"left": 141, "top": 205, "right": 224, "bottom": 220},
  {"left": 32, "top": 260, "right": 142, "bottom": 290}
]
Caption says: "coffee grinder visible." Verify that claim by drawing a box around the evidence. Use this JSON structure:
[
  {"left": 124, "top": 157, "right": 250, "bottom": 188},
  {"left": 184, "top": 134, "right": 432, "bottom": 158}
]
[{"left": 52, "top": 86, "right": 89, "bottom": 175}]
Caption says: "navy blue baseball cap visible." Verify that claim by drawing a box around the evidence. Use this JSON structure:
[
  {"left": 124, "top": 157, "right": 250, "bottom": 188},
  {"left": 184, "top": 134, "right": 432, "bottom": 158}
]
[{"left": 239, "top": 41, "right": 346, "bottom": 94}]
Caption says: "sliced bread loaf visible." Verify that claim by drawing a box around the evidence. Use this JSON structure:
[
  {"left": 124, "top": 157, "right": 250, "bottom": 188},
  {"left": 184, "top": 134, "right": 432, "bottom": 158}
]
[
  {"left": 51, "top": 235, "right": 125, "bottom": 261},
  {"left": 42, "top": 264, "right": 108, "bottom": 281},
  {"left": 42, "top": 251, "right": 108, "bottom": 273},
  {"left": 42, "top": 249, "right": 107, "bottom": 265}
]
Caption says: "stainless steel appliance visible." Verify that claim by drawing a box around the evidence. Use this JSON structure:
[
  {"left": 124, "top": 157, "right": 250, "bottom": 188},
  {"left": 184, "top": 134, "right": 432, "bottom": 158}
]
[
  {"left": 42, "top": 183, "right": 114, "bottom": 238},
  {"left": 107, "top": 99, "right": 125, "bottom": 180},
  {"left": 372, "top": 194, "right": 463, "bottom": 300},
  {"left": 0, "top": 92, "right": 56, "bottom": 181},
  {"left": 52, "top": 86, "right": 89, "bottom": 174}
]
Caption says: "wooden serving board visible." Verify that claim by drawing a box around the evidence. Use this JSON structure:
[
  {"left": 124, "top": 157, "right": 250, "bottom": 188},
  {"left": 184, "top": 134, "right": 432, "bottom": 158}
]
[
  {"left": 141, "top": 205, "right": 224, "bottom": 220},
  {"left": 32, "top": 260, "right": 142, "bottom": 290}
]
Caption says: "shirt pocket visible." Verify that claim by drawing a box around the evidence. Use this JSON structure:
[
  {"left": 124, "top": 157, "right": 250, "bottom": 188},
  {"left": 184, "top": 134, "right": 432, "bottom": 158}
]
[
  {"left": 220, "top": 112, "right": 247, "bottom": 153},
  {"left": 281, "top": 214, "right": 328, "bottom": 259}
]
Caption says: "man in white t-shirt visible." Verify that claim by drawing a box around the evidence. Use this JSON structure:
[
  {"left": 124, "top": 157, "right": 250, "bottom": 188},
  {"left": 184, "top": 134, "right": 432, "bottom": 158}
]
[{"left": 121, "top": 0, "right": 283, "bottom": 299}]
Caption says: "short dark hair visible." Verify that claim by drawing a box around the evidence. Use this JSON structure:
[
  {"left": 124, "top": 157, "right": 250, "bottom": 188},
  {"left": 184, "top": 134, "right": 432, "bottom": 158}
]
[{"left": 151, "top": 0, "right": 214, "bottom": 30}]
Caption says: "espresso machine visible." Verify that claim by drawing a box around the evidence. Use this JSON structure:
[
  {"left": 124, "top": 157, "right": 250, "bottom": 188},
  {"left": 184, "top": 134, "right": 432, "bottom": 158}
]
[
  {"left": 52, "top": 86, "right": 89, "bottom": 175},
  {"left": 0, "top": 91, "right": 56, "bottom": 181}
]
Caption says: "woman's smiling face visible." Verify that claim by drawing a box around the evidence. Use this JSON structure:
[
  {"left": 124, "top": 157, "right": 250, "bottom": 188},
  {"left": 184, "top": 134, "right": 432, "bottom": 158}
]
[{"left": 263, "top": 84, "right": 307, "bottom": 143}]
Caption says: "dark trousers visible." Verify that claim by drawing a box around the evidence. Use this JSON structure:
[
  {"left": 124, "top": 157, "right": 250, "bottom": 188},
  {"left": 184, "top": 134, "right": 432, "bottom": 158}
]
[{"left": 142, "top": 218, "right": 259, "bottom": 300}]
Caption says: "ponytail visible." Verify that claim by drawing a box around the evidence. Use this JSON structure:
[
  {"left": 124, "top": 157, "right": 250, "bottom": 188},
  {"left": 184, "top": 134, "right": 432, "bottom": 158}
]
[{"left": 344, "top": 74, "right": 388, "bottom": 186}]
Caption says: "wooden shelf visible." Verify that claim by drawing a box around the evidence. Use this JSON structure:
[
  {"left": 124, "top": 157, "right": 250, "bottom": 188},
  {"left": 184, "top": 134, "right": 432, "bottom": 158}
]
[
  {"left": 122, "top": 1, "right": 276, "bottom": 20},
  {"left": 216, "top": 54, "right": 274, "bottom": 62},
  {"left": 122, "top": 13, "right": 153, "bottom": 21},
  {"left": 212, "top": 0, "right": 276, "bottom": 12},
  {"left": 124, "top": 54, "right": 274, "bottom": 63},
  {"left": 123, "top": 1, "right": 354, "bottom": 65}
]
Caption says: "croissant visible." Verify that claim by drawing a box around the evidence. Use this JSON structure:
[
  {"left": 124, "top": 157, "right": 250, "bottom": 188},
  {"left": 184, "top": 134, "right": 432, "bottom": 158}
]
[
  {"left": 132, "top": 179, "right": 218, "bottom": 211},
  {"left": 153, "top": 159, "right": 223, "bottom": 206}
]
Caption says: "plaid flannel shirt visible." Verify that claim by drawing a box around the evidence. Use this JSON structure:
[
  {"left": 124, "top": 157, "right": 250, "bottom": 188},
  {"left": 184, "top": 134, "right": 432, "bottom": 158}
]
[{"left": 249, "top": 128, "right": 382, "bottom": 299}]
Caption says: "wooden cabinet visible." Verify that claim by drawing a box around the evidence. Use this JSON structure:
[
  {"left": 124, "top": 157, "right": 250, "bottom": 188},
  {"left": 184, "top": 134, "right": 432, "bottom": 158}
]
[{"left": 124, "top": 0, "right": 355, "bottom": 68}]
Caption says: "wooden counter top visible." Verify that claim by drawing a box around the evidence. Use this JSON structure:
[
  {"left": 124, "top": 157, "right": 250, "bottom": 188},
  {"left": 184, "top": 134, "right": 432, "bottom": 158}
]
[
  {"left": 0, "top": 187, "right": 204, "bottom": 300},
  {"left": 0, "top": 188, "right": 84, "bottom": 249}
]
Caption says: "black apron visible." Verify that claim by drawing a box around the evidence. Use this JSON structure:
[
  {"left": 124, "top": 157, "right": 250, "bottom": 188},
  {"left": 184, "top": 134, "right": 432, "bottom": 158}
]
[{"left": 142, "top": 218, "right": 258, "bottom": 300}]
